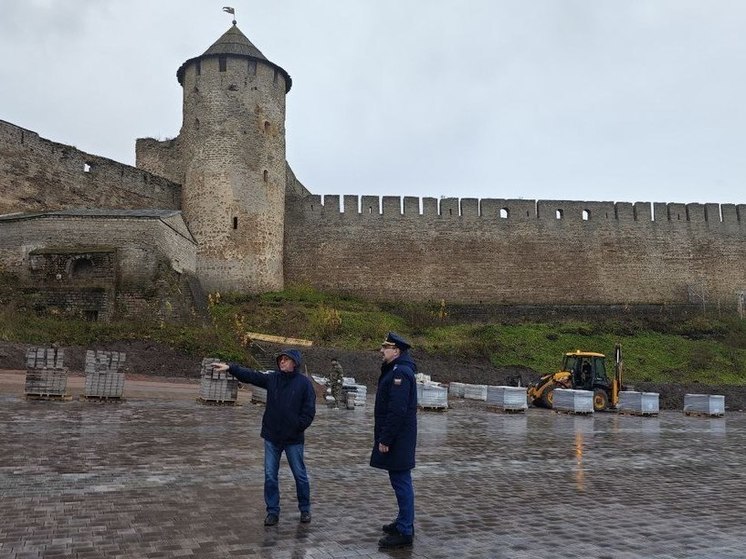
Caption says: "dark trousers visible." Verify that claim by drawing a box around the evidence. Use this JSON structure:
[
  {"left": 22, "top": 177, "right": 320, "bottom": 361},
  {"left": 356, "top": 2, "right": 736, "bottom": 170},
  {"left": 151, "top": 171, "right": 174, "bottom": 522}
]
[{"left": 388, "top": 469, "right": 414, "bottom": 535}]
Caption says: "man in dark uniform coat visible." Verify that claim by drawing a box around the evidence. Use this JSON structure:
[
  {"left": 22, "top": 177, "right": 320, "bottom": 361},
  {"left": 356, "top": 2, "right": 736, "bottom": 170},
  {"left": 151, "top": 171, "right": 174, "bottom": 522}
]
[{"left": 370, "top": 332, "right": 418, "bottom": 549}]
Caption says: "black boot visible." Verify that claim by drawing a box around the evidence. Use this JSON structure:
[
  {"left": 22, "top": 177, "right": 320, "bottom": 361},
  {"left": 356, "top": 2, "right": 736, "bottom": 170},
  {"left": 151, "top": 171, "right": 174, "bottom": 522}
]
[
  {"left": 382, "top": 522, "right": 414, "bottom": 537},
  {"left": 378, "top": 530, "right": 413, "bottom": 549},
  {"left": 382, "top": 522, "right": 397, "bottom": 535}
]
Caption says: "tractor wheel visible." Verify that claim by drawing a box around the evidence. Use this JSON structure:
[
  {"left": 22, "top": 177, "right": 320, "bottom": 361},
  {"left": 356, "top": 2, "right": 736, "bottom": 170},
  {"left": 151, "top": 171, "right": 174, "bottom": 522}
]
[
  {"left": 593, "top": 389, "right": 609, "bottom": 411},
  {"left": 541, "top": 387, "right": 555, "bottom": 409}
]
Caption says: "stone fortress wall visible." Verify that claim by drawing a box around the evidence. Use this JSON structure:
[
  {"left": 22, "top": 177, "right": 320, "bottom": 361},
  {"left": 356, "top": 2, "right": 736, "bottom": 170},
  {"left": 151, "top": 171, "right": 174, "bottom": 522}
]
[
  {"left": 284, "top": 194, "right": 746, "bottom": 305},
  {"left": 1, "top": 21, "right": 745, "bottom": 314},
  {"left": 0, "top": 119, "right": 181, "bottom": 216}
]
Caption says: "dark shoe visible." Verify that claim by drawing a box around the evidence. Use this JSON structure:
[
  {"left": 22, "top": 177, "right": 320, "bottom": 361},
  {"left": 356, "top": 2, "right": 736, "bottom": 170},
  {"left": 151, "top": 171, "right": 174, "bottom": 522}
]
[
  {"left": 300, "top": 511, "right": 311, "bottom": 523},
  {"left": 382, "top": 522, "right": 414, "bottom": 536},
  {"left": 264, "top": 513, "right": 279, "bottom": 526},
  {"left": 378, "top": 531, "right": 413, "bottom": 549},
  {"left": 382, "top": 522, "right": 398, "bottom": 535}
]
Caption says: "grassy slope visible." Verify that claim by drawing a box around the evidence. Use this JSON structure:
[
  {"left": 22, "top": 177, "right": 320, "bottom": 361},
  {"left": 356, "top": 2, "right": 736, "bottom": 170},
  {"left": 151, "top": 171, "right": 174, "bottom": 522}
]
[{"left": 1, "top": 285, "right": 745, "bottom": 384}]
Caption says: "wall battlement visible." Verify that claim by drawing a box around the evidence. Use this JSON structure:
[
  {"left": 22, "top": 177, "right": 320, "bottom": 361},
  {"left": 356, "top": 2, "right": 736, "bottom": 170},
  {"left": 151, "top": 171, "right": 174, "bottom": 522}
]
[{"left": 299, "top": 194, "right": 745, "bottom": 226}]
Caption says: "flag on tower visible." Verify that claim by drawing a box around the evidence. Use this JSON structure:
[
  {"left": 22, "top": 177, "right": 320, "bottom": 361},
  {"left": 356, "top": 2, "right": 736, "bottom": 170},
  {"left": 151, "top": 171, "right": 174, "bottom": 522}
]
[{"left": 222, "top": 7, "right": 235, "bottom": 14}]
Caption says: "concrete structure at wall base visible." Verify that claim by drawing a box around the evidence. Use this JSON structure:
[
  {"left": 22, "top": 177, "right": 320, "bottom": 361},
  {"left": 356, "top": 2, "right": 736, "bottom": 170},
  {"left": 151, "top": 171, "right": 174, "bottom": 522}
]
[{"left": 0, "top": 209, "right": 200, "bottom": 321}]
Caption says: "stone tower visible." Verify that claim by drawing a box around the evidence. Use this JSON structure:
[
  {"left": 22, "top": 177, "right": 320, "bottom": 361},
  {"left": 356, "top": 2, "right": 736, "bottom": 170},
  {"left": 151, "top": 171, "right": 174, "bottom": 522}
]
[{"left": 143, "top": 25, "right": 292, "bottom": 294}]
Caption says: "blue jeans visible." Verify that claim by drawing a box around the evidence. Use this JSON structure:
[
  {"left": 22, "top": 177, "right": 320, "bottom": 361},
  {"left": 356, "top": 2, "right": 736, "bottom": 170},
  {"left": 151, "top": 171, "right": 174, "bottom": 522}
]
[
  {"left": 264, "top": 439, "right": 310, "bottom": 515},
  {"left": 388, "top": 469, "right": 415, "bottom": 536}
]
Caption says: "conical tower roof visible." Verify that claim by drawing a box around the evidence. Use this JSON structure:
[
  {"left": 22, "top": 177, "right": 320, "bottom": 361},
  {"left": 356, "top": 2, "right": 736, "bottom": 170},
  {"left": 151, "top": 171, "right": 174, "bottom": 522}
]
[
  {"left": 176, "top": 24, "right": 291, "bottom": 92},
  {"left": 202, "top": 24, "right": 267, "bottom": 59}
]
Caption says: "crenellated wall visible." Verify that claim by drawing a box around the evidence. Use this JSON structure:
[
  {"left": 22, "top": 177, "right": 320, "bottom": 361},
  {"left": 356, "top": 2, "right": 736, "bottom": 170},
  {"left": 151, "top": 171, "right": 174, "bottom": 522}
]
[
  {"left": 284, "top": 195, "right": 746, "bottom": 305},
  {"left": 0, "top": 120, "right": 182, "bottom": 216}
]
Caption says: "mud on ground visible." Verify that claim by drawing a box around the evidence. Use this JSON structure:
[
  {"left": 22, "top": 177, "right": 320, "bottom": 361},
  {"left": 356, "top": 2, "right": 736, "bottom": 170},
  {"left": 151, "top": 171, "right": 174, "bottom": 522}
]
[{"left": 1, "top": 340, "right": 744, "bottom": 411}]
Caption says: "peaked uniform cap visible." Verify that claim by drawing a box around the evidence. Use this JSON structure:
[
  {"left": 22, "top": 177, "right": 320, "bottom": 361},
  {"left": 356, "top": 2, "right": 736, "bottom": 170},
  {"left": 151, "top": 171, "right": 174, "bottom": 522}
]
[
  {"left": 176, "top": 24, "right": 292, "bottom": 92},
  {"left": 382, "top": 332, "right": 411, "bottom": 351}
]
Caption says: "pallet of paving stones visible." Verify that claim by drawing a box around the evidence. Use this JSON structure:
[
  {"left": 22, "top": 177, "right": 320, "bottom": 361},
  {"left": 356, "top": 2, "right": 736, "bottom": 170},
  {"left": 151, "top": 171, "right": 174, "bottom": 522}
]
[
  {"left": 485, "top": 385, "right": 528, "bottom": 413},
  {"left": 417, "top": 382, "right": 448, "bottom": 411},
  {"left": 683, "top": 394, "right": 725, "bottom": 417},
  {"left": 250, "top": 386, "right": 268, "bottom": 405},
  {"left": 617, "top": 391, "right": 659, "bottom": 416},
  {"left": 197, "top": 357, "right": 239, "bottom": 404},
  {"left": 553, "top": 388, "right": 594, "bottom": 415},
  {"left": 24, "top": 347, "right": 70, "bottom": 399},
  {"left": 83, "top": 350, "right": 127, "bottom": 399}
]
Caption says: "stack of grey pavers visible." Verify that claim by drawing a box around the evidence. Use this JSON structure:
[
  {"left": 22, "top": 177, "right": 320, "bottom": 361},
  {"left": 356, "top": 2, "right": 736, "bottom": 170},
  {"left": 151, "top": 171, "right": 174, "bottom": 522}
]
[
  {"left": 553, "top": 389, "right": 594, "bottom": 414},
  {"left": 198, "top": 357, "right": 239, "bottom": 404},
  {"left": 684, "top": 393, "right": 725, "bottom": 417},
  {"left": 417, "top": 382, "right": 448, "bottom": 410},
  {"left": 24, "top": 346, "right": 69, "bottom": 399},
  {"left": 463, "top": 383, "right": 488, "bottom": 401},
  {"left": 448, "top": 382, "right": 466, "bottom": 398},
  {"left": 84, "top": 350, "right": 126, "bottom": 399},
  {"left": 486, "top": 385, "right": 528, "bottom": 412},
  {"left": 250, "top": 376, "right": 269, "bottom": 404},
  {"left": 618, "top": 391, "right": 659, "bottom": 416},
  {"left": 342, "top": 377, "right": 367, "bottom": 407}
]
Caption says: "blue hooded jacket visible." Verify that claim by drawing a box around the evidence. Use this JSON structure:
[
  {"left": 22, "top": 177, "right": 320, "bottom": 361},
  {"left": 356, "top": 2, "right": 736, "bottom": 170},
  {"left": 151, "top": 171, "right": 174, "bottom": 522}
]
[
  {"left": 228, "top": 349, "right": 316, "bottom": 445},
  {"left": 370, "top": 350, "right": 418, "bottom": 471}
]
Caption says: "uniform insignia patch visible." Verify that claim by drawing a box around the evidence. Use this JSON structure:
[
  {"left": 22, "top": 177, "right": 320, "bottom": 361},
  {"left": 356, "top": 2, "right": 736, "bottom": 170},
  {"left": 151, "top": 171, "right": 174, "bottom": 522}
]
[{"left": 394, "top": 378, "right": 402, "bottom": 385}]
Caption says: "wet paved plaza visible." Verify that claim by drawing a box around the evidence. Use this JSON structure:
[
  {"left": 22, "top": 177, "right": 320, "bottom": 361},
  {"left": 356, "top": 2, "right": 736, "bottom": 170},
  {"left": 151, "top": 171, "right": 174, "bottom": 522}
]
[{"left": 1, "top": 389, "right": 745, "bottom": 558}]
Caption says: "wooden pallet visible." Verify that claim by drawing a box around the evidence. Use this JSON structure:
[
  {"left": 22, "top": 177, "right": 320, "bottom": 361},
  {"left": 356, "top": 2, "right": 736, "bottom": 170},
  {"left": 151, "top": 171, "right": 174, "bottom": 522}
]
[
  {"left": 25, "top": 393, "right": 73, "bottom": 402},
  {"left": 486, "top": 405, "right": 526, "bottom": 414},
  {"left": 79, "top": 394, "right": 125, "bottom": 403},
  {"left": 684, "top": 411, "right": 724, "bottom": 418},
  {"left": 418, "top": 405, "right": 448, "bottom": 412},
  {"left": 553, "top": 408, "right": 593, "bottom": 416},
  {"left": 196, "top": 397, "right": 242, "bottom": 406},
  {"left": 617, "top": 409, "right": 659, "bottom": 417}
]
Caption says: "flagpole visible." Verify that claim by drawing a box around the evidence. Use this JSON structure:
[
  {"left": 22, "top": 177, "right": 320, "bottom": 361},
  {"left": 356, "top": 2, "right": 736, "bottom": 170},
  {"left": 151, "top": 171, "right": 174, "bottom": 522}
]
[{"left": 223, "top": 6, "right": 237, "bottom": 25}]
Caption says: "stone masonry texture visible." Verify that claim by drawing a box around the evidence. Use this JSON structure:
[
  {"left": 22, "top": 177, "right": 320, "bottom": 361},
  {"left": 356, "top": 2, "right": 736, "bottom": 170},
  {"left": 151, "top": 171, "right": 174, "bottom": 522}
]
[{"left": 1, "top": 25, "right": 745, "bottom": 309}]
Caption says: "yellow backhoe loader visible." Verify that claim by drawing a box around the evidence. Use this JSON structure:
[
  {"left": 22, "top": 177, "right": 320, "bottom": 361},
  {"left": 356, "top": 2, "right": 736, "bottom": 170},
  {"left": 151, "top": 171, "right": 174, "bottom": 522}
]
[{"left": 527, "top": 344, "right": 623, "bottom": 411}]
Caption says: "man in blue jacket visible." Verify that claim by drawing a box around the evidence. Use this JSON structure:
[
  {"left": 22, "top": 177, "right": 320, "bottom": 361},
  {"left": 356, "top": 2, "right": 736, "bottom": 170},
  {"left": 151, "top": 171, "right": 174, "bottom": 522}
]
[
  {"left": 212, "top": 349, "right": 316, "bottom": 526},
  {"left": 370, "top": 332, "right": 418, "bottom": 549}
]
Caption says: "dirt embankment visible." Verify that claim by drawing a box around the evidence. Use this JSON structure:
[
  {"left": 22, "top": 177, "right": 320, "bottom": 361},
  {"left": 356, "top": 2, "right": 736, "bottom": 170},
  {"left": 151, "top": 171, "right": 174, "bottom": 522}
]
[{"left": 1, "top": 340, "right": 744, "bottom": 411}]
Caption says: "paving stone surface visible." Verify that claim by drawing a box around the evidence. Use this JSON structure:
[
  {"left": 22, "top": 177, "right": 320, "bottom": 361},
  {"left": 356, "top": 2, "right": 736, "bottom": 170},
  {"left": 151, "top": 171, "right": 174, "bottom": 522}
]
[{"left": 1, "top": 392, "right": 745, "bottom": 558}]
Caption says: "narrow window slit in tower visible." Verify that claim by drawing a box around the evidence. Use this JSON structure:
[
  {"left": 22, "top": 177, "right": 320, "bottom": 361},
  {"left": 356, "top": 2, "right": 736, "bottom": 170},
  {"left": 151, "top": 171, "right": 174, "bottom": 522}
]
[
  {"left": 219, "top": 56, "right": 227, "bottom": 72},
  {"left": 263, "top": 170, "right": 268, "bottom": 182},
  {"left": 233, "top": 217, "right": 238, "bottom": 230},
  {"left": 556, "top": 209, "right": 563, "bottom": 219},
  {"left": 264, "top": 121, "right": 270, "bottom": 132},
  {"left": 83, "top": 163, "right": 91, "bottom": 173}
]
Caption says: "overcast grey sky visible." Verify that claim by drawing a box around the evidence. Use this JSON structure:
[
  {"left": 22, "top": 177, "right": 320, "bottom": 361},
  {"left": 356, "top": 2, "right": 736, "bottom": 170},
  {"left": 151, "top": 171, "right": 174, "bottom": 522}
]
[{"left": 1, "top": 0, "right": 745, "bottom": 205}]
